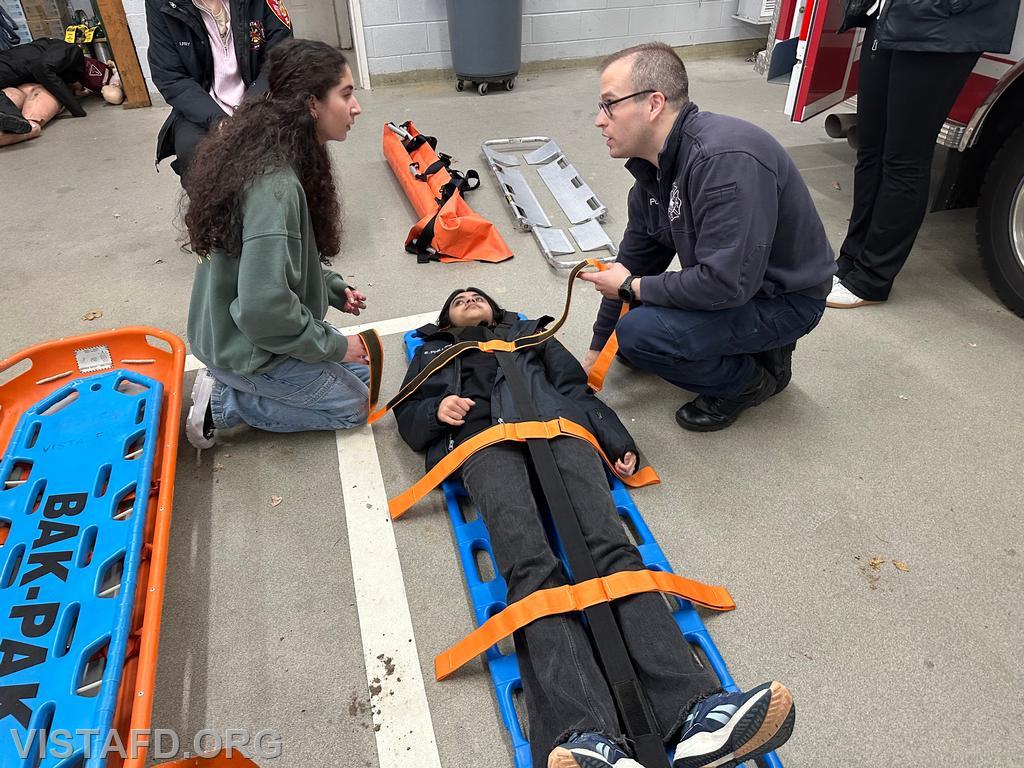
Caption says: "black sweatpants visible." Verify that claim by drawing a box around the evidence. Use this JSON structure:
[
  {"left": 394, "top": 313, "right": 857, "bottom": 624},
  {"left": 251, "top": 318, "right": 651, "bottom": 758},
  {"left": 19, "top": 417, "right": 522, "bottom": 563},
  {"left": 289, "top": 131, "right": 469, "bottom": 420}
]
[{"left": 837, "top": 22, "right": 980, "bottom": 301}]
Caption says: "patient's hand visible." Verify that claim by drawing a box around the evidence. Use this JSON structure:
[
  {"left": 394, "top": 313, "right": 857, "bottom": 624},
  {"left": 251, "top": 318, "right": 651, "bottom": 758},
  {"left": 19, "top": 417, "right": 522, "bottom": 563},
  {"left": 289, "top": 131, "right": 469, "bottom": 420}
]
[
  {"left": 614, "top": 451, "right": 637, "bottom": 476},
  {"left": 437, "top": 395, "right": 475, "bottom": 426}
]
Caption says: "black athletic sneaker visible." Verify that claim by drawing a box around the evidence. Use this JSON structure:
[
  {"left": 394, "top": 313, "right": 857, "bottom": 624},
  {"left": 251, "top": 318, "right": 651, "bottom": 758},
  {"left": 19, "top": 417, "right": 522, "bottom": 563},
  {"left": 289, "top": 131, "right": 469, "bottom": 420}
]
[
  {"left": 0, "top": 111, "right": 32, "bottom": 135},
  {"left": 673, "top": 681, "right": 795, "bottom": 768},
  {"left": 548, "top": 731, "right": 643, "bottom": 768}
]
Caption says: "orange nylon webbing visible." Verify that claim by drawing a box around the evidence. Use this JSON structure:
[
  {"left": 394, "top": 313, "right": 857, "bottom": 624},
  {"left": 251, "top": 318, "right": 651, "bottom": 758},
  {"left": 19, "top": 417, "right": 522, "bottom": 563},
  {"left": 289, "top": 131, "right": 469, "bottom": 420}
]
[
  {"left": 434, "top": 568, "right": 736, "bottom": 680},
  {"left": 388, "top": 417, "right": 659, "bottom": 519},
  {"left": 585, "top": 260, "right": 630, "bottom": 393}
]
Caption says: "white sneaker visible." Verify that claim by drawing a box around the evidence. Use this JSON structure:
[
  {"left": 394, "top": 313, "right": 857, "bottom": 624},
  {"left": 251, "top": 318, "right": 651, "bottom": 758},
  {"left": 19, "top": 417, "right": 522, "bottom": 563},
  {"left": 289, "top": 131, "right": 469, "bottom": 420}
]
[
  {"left": 185, "top": 369, "right": 217, "bottom": 450},
  {"left": 826, "top": 280, "right": 882, "bottom": 309}
]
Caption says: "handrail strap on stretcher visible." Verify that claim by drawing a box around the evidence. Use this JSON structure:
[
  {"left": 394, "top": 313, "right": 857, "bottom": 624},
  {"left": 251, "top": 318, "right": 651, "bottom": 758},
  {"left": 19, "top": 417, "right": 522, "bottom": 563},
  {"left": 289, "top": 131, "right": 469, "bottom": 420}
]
[
  {"left": 369, "top": 258, "right": 609, "bottom": 425},
  {"left": 435, "top": 568, "right": 735, "bottom": 680},
  {"left": 387, "top": 417, "right": 660, "bottom": 519}
]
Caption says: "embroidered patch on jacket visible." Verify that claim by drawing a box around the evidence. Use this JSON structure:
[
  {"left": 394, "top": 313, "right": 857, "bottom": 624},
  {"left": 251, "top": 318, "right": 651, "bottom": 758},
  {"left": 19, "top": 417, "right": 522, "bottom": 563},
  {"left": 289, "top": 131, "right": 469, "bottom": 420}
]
[
  {"left": 668, "top": 183, "right": 682, "bottom": 221},
  {"left": 266, "top": 0, "right": 291, "bottom": 28},
  {"left": 249, "top": 20, "right": 265, "bottom": 49}
]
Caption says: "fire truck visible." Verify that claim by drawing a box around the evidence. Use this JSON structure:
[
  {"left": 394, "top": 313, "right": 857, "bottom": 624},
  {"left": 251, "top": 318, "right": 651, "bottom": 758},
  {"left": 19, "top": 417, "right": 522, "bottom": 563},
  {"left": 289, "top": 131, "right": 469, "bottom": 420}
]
[{"left": 761, "top": 1, "right": 1024, "bottom": 317}]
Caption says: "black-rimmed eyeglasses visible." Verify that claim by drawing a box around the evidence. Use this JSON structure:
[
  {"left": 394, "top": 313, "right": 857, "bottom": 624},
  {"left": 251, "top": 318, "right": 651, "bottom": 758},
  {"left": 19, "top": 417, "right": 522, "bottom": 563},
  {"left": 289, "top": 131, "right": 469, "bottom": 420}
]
[{"left": 598, "top": 90, "right": 656, "bottom": 119}]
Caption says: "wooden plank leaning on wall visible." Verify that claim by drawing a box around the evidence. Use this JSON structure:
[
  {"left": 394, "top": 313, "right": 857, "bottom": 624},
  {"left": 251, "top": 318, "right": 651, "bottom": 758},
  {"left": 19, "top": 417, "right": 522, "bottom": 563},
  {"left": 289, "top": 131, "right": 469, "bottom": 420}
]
[{"left": 95, "top": 0, "right": 151, "bottom": 108}]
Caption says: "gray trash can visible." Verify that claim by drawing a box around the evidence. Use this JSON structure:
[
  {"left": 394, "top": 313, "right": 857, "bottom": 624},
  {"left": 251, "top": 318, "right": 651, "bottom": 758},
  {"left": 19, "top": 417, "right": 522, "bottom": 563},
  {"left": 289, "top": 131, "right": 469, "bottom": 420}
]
[{"left": 445, "top": 0, "right": 522, "bottom": 95}]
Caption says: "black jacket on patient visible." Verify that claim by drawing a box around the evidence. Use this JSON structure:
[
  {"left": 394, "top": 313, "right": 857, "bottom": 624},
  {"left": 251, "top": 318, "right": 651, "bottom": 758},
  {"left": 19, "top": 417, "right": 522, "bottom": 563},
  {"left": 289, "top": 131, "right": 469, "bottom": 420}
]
[{"left": 395, "top": 311, "right": 637, "bottom": 473}]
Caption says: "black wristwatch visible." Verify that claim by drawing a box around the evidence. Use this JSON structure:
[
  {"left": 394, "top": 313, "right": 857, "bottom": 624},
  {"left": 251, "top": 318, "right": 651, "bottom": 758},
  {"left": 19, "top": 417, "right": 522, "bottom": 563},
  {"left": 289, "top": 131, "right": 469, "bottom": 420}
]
[{"left": 617, "top": 274, "right": 637, "bottom": 303}]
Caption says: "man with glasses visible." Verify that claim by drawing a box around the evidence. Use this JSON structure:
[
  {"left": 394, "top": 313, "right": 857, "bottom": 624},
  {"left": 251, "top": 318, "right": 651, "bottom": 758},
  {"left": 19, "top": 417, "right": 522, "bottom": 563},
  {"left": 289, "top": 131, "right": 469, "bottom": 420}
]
[{"left": 579, "top": 43, "right": 835, "bottom": 432}]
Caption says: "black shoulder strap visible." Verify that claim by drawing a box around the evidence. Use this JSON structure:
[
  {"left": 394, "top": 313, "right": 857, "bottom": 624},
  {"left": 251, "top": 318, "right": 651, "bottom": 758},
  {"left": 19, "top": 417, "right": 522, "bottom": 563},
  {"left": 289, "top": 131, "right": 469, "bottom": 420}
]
[
  {"left": 493, "top": 351, "right": 670, "bottom": 768},
  {"left": 401, "top": 121, "right": 438, "bottom": 152},
  {"left": 413, "top": 152, "right": 453, "bottom": 181}
]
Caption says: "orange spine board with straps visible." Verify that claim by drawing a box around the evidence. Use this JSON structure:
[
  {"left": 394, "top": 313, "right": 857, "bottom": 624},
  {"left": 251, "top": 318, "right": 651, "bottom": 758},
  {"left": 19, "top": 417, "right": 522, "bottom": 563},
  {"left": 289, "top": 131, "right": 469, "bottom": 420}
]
[
  {"left": 382, "top": 121, "right": 513, "bottom": 264},
  {"left": 434, "top": 568, "right": 735, "bottom": 680},
  {"left": 388, "top": 417, "right": 659, "bottom": 519}
]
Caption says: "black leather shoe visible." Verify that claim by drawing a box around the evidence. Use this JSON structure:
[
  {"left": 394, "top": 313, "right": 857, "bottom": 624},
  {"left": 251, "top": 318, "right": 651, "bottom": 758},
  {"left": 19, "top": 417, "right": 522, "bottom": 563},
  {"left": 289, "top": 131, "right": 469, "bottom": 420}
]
[
  {"left": 754, "top": 342, "right": 795, "bottom": 395},
  {"left": 675, "top": 367, "right": 778, "bottom": 432}
]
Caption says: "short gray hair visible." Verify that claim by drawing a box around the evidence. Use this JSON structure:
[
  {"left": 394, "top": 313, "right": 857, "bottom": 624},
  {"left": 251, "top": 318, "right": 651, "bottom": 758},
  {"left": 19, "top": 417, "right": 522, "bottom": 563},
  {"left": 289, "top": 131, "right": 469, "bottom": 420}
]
[{"left": 600, "top": 42, "right": 689, "bottom": 106}]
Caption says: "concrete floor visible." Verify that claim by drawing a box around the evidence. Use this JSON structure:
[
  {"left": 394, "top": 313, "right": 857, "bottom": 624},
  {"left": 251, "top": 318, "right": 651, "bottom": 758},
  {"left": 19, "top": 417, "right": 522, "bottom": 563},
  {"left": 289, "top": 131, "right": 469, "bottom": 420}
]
[{"left": 1, "top": 55, "right": 1022, "bottom": 768}]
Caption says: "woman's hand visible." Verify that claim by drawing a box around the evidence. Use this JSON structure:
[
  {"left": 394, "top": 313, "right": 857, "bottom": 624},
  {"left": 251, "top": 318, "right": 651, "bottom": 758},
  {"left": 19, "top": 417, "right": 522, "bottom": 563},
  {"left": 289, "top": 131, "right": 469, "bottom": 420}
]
[
  {"left": 437, "top": 395, "right": 475, "bottom": 426},
  {"left": 614, "top": 451, "right": 637, "bottom": 477},
  {"left": 581, "top": 349, "right": 600, "bottom": 374},
  {"left": 342, "top": 334, "right": 369, "bottom": 364},
  {"left": 343, "top": 287, "right": 367, "bottom": 316}
]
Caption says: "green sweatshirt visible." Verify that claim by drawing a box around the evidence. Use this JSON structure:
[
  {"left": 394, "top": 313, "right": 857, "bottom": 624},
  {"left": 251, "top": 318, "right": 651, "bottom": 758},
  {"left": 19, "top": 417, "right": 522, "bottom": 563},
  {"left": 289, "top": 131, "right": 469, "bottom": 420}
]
[{"left": 187, "top": 167, "right": 351, "bottom": 374}]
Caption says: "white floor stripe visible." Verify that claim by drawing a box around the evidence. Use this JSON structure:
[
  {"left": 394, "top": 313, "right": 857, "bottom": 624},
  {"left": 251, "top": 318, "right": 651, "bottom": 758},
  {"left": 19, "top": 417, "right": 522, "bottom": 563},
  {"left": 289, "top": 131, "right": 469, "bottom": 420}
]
[
  {"left": 336, "top": 311, "right": 443, "bottom": 767},
  {"left": 336, "top": 311, "right": 437, "bottom": 339},
  {"left": 185, "top": 311, "right": 444, "bottom": 765},
  {"left": 182, "top": 311, "right": 437, "bottom": 374},
  {"left": 337, "top": 423, "right": 443, "bottom": 768}
]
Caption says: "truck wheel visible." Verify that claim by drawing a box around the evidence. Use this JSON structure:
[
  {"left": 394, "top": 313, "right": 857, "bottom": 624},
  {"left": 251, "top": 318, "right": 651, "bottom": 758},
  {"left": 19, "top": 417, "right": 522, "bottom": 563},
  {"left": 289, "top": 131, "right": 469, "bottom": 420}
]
[{"left": 977, "top": 123, "right": 1024, "bottom": 317}]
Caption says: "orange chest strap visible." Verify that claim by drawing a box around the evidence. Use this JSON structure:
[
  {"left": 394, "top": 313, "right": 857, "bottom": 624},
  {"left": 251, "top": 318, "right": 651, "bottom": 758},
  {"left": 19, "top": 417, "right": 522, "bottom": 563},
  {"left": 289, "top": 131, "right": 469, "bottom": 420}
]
[
  {"left": 434, "top": 568, "right": 735, "bottom": 681},
  {"left": 388, "top": 417, "right": 659, "bottom": 520}
]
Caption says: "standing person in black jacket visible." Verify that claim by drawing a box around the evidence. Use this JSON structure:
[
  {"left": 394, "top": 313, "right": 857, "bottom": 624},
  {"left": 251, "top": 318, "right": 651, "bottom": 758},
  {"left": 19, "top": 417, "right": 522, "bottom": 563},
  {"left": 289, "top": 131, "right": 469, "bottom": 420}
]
[
  {"left": 579, "top": 43, "right": 835, "bottom": 433},
  {"left": 145, "top": 0, "right": 292, "bottom": 176},
  {"left": 0, "top": 38, "right": 87, "bottom": 134},
  {"left": 828, "top": 0, "right": 1022, "bottom": 308},
  {"left": 395, "top": 288, "right": 796, "bottom": 768}
]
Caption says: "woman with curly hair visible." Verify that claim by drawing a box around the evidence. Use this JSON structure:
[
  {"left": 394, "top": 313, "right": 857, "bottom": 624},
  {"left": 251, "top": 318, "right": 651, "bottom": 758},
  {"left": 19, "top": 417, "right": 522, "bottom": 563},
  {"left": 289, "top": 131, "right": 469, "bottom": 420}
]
[{"left": 182, "top": 38, "right": 369, "bottom": 449}]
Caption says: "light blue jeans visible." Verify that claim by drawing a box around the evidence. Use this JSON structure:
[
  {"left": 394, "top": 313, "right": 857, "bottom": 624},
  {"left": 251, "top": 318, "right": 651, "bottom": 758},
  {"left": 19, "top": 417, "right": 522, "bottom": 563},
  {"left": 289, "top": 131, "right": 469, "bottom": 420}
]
[{"left": 208, "top": 356, "right": 370, "bottom": 433}]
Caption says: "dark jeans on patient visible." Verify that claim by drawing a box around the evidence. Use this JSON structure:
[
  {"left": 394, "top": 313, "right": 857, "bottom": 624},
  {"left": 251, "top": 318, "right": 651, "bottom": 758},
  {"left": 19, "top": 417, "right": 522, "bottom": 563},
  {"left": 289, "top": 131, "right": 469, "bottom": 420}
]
[
  {"left": 615, "top": 292, "right": 826, "bottom": 399},
  {"left": 460, "top": 437, "right": 719, "bottom": 764}
]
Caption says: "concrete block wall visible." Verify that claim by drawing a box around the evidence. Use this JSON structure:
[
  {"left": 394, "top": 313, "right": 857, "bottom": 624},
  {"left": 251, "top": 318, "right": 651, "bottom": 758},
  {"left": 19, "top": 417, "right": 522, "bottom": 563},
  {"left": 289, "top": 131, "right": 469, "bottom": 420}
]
[
  {"left": 363, "top": 0, "right": 764, "bottom": 76},
  {"left": 122, "top": 0, "right": 154, "bottom": 93}
]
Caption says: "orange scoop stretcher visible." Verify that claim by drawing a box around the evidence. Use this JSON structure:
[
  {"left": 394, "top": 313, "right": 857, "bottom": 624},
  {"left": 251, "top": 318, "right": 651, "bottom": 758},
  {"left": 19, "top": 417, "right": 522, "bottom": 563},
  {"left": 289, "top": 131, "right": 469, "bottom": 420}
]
[{"left": 382, "top": 120, "right": 513, "bottom": 264}]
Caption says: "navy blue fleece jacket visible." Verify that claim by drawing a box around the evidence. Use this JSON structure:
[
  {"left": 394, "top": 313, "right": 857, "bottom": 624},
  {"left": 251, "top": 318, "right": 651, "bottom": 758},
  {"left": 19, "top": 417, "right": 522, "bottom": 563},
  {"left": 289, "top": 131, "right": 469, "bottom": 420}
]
[{"left": 592, "top": 101, "right": 835, "bottom": 349}]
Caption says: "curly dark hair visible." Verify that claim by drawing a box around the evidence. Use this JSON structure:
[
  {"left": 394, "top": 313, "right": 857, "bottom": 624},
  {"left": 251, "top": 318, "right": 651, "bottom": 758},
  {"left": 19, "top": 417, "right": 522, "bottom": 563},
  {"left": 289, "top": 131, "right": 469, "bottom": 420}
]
[{"left": 183, "top": 39, "right": 349, "bottom": 263}]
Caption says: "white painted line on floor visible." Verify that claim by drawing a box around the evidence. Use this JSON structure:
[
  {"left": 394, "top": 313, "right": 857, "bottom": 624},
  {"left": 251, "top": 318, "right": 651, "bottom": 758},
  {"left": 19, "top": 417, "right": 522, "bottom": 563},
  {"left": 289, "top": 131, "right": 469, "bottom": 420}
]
[
  {"left": 334, "top": 310, "right": 442, "bottom": 767},
  {"left": 336, "top": 310, "right": 437, "bottom": 339},
  {"left": 185, "top": 310, "right": 443, "bottom": 765},
  {"left": 182, "top": 311, "right": 437, "bottom": 373},
  {"left": 337, "top": 425, "right": 442, "bottom": 768}
]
